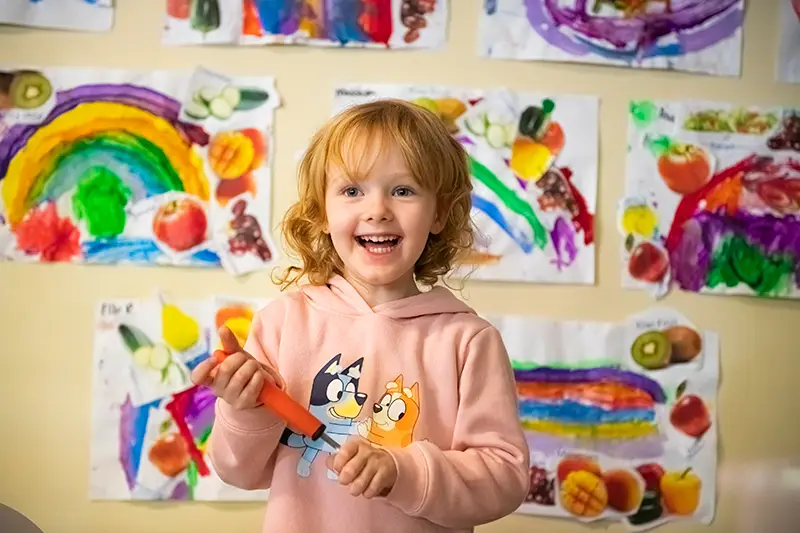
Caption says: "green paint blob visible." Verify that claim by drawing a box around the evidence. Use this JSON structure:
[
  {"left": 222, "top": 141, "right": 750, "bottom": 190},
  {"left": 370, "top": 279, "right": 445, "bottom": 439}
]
[
  {"left": 630, "top": 100, "right": 658, "bottom": 128},
  {"left": 706, "top": 235, "right": 795, "bottom": 297},
  {"left": 72, "top": 167, "right": 132, "bottom": 239}
]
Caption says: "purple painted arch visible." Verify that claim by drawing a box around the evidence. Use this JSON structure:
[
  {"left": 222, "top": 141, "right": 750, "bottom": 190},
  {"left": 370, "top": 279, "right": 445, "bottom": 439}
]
[{"left": 524, "top": 0, "right": 743, "bottom": 58}]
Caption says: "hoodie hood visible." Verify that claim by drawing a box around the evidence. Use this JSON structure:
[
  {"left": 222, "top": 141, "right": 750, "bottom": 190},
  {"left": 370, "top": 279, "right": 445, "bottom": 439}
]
[{"left": 300, "top": 275, "right": 475, "bottom": 319}]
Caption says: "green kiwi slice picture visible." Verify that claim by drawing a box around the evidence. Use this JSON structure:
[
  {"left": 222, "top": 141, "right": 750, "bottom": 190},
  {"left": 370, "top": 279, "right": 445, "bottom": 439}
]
[{"left": 630, "top": 330, "right": 672, "bottom": 370}]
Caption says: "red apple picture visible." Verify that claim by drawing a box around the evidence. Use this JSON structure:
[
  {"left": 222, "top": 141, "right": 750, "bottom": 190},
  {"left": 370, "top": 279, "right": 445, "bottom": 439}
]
[
  {"left": 636, "top": 463, "right": 665, "bottom": 494},
  {"left": 670, "top": 394, "right": 711, "bottom": 439},
  {"left": 152, "top": 197, "right": 208, "bottom": 252},
  {"left": 628, "top": 241, "right": 669, "bottom": 283},
  {"left": 792, "top": 0, "right": 800, "bottom": 21}
]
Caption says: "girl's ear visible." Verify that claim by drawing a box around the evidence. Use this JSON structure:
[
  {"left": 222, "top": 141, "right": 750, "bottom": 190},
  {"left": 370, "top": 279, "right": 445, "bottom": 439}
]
[{"left": 430, "top": 213, "right": 445, "bottom": 235}]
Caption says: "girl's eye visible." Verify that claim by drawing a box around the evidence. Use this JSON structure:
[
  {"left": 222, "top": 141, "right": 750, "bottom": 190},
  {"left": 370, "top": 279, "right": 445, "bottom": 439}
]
[
  {"left": 342, "top": 187, "right": 360, "bottom": 197},
  {"left": 394, "top": 187, "right": 414, "bottom": 197}
]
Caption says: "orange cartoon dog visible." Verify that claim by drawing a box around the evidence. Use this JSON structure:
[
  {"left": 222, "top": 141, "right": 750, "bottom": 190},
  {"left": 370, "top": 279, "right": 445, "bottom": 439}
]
[{"left": 358, "top": 375, "right": 420, "bottom": 449}]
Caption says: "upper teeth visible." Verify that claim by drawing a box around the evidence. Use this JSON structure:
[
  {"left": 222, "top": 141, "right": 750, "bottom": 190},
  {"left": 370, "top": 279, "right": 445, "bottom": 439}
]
[{"left": 361, "top": 236, "right": 396, "bottom": 242}]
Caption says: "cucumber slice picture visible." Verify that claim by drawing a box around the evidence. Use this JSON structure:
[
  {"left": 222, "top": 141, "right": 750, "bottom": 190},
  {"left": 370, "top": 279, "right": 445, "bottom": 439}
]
[
  {"left": 198, "top": 86, "right": 218, "bottom": 104},
  {"left": 208, "top": 96, "right": 234, "bottom": 120},
  {"left": 504, "top": 123, "right": 516, "bottom": 147},
  {"left": 148, "top": 344, "right": 172, "bottom": 371},
  {"left": 465, "top": 113, "right": 488, "bottom": 136},
  {"left": 235, "top": 87, "right": 270, "bottom": 111},
  {"left": 220, "top": 85, "right": 241, "bottom": 109},
  {"left": 132, "top": 346, "right": 153, "bottom": 367},
  {"left": 184, "top": 99, "right": 210, "bottom": 120},
  {"left": 486, "top": 123, "right": 508, "bottom": 149}
]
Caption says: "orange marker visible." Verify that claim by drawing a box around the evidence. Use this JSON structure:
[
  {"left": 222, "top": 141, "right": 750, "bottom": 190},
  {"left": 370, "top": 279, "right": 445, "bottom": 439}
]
[{"left": 212, "top": 349, "right": 340, "bottom": 450}]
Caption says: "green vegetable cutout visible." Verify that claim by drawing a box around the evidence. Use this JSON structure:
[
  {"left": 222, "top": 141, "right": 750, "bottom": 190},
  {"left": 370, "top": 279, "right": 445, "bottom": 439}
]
[
  {"left": 643, "top": 133, "right": 674, "bottom": 158},
  {"left": 190, "top": 0, "right": 221, "bottom": 35}
]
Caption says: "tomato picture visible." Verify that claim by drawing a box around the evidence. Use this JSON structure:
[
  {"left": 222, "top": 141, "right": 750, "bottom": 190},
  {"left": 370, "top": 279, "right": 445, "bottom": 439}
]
[{"left": 657, "top": 144, "right": 713, "bottom": 196}]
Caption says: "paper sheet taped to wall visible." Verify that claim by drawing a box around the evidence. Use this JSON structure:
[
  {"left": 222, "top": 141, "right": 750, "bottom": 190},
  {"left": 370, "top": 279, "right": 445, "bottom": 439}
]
[
  {"left": 620, "top": 99, "right": 800, "bottom": 300},
  {"left": 90, "top": 294, "right": 270, "bottom": 501},
  {"left": 478, "top": 0, "right": 745, "bottom": 77},
  {"left": 332, "top": 83, "right": 599, "bottom": 285},
  {"left": 163, "top": 0, "right": 448, "bottom": 49},
  {"left": 484, "top": 307, "right": 719, "bottom": 530},
  {"left": 0, "top": 0, "right": 113, "bottom": 32},
  {"left": 0, "top": 66, "right": 280, "bottom": 276}
]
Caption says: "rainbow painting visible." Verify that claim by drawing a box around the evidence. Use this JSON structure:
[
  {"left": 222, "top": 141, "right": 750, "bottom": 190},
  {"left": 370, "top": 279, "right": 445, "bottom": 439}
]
[
  {"left": 479, "top": 0, "right": 744, "bottom": 77},
  {"left": 163, "top": 0, "right": 448, "bottom": 49},
  {"left": 515, "top": 366, "right": 667, "bottom": 460},
  {"left": 484, "top": 311, "right": 720, "bottom": 528},
  {"left": 621, "top": 99, "right": 800, "bottom": 300},
  {"left": 0, "top": 67, "right": 279, "bottom": 276},
  {"left": 91, "top": 295, "right": 269, "bottom": 501},
  {"left": 331, "top": 83, "right": 598, "bottom": 285}
]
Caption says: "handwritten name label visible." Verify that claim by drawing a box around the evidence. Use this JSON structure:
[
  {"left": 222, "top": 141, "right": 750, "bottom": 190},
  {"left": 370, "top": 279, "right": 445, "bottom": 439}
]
[
  {"left": 659, "top": 108, "right": 675, "bottom": 123},
  {"left": 635, "top": 318, "right": 679, "bottom": 330},
  {"left": 100, "top": 302, "right": 133, "bottom": 317}
]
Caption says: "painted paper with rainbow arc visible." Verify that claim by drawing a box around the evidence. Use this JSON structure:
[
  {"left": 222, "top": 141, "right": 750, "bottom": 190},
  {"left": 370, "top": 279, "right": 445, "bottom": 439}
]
[{"left": 0, "top": 67, "right": 279, "bottom": 274}]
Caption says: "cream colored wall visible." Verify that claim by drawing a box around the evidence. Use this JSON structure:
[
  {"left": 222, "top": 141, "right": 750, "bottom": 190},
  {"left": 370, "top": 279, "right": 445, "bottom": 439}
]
[{"left": 1, "top": 1, "right": 799, "bottom": 532}]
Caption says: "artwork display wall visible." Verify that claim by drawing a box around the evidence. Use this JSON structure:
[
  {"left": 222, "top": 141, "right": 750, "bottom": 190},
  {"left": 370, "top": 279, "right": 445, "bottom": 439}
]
[
  {"left": 478, "top": 0, "right": 745, "bottom": 77},
  {"left": 163, "top": 0, "right": 448, "bottom": 49},
  {"left": 0, "top": 66, "right": 280, "bottom": 276},
  {"left": 487, "top": 308, "right": 719, "bottom": 530},
  {"left": 621, "top": 99, "right": 800, "bottom": 300},
  {"left": 332, "top": 83, "right": 599, "bottom": 285}
]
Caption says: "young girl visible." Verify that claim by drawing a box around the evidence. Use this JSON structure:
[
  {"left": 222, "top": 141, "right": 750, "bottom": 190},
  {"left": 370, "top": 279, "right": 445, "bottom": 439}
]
[{"left": 191, "top": 99, "right": 530, "bottom": 532}]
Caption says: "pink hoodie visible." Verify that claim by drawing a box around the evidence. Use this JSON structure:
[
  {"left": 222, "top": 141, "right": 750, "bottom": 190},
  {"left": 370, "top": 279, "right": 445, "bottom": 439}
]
[{"left": 208, "top": 275, "right": 530, "bottom": 533}]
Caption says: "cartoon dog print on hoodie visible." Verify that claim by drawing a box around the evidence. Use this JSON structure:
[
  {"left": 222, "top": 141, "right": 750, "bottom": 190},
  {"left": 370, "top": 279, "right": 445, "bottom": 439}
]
[
  {"left": 280, "top": 353, "right": 367, "bottom": 478},
  {"left": 357, "top": 374, "right": 420, "bottom": 449}
]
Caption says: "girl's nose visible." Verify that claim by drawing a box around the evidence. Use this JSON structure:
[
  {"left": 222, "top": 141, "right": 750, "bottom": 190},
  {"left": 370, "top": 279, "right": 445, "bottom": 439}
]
[{"left": 364, "top": 194, "right": 392, "bottom": 221}]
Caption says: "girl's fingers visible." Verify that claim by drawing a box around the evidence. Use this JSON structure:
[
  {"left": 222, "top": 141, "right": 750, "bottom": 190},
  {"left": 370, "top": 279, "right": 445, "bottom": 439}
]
[
  {"left": 337, "top": 447, "right": 370, "bottom": 486},
  {"left": 349, "top": 461, "right": 378, "bottom": 497},
  {"left": 190, "top": 358, "right": 216, "bottom": 386},
  {"left": 241, "top": 370, "right": 265, "bottom": 406},
  {"left": 362, "top": 468, "right": 390, "bottom": 499},
  {"left": 224, "top": 360, "right": 259, "bottom": 402}
]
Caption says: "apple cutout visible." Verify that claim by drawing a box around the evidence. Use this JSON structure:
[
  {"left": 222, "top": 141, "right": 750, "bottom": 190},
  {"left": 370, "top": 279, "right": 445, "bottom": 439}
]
[
  {"left": 153, "top": 197, "right": 208, "bottom": 253},
  {"left": 670, "top": 392, "right": 711, "bottom": 439},
  {"left": 628, "top": 241, "right": 669, "bottom": 283},
  {"left": 793, "top": 0, "right": 800, "bottom": 21}
]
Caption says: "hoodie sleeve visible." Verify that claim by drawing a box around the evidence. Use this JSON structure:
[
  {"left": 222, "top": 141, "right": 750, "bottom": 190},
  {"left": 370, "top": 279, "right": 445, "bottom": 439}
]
[
  {"left": 207, "top": 300, "right": 288, "bottom": 491},
  {"left": 383, "top": 325, "right": 530, "bottom": 528}
]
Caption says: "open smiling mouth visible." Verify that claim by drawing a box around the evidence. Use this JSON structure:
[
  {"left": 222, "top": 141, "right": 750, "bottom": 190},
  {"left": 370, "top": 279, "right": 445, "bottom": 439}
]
[{"left": 355, "top": 235, "right": 402, "bottom": 254}]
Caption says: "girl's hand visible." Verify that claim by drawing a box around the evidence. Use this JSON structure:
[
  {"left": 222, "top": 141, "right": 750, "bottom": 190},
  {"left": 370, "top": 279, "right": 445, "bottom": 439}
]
[
  {"left": 328, "top": 437, "right": 398, "bottom": 498},
  {"left": 190, "top": 325, "right": 284, "bottom": 410}
]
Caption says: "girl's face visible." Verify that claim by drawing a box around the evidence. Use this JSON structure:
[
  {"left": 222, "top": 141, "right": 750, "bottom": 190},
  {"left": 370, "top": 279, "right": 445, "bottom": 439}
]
[{"left": 324, "top": 138, "right": 443, "bottom": 296}]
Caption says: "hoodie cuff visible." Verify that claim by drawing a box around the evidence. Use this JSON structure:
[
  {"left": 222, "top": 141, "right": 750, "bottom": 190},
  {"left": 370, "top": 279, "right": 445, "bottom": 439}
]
[
  {"left": 383, "top": 442, "right": 429, "bottom": 515},
  {"left": 215, "top": 398, "right": 283, "bottom": 433}
]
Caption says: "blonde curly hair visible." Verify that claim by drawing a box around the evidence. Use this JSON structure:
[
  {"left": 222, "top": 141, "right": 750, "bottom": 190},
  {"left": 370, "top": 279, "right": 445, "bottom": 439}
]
[{"left": 275, "top": 98, "right": 474, "bottom": 290}]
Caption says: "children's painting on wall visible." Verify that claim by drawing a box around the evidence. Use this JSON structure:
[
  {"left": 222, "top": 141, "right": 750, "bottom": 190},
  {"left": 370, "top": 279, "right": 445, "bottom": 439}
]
[
  {"left": 486, "top": 308, "right": 719, "bottom": 531},
  {"left": 777, "top": 0, "right": 800, "bottom": 84},
  {"left": 332, "top": 84, "right": 598, "bottom": 285},
  {"left": 164, "top": 0, "right": 447, "bottom": 49},
  {"left": 0, "top": 0, "right": 113, "bottom": 32},
  {"left": 90, "top": 294, "right": 270, "bottom": 501},
  {"left": 479, "top": 0, "right": 745, "bottom": 77},
  {"left": 620, "top": 99, "right": 800, "bottom": 300},
  {"left": 0, "top": 66, "right": 280, "bottom": 276}
]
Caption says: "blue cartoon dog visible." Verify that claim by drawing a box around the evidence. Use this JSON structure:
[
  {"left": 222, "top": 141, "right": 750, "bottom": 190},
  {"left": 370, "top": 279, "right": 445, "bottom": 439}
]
[{"left": 280, "top": 353, "right": 367, "bottom": 478}]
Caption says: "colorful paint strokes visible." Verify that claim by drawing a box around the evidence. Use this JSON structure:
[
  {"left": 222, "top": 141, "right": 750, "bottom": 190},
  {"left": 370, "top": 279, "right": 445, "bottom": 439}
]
[
  {"left": 0, "top": 67, "right": 280, "bottom": 276},
  {"left": 332, "top": 84, "right": 598, "bottom": 285},
  {"left": 90, "top": 294, "right": 269, "bottom": 501},
  {"left": 163, "top": 0, "right": 447, "bottom": 49},
  {"left": 0, "top": 0, "right": 113, "bottom": 32},
  {"left": 621, "top": 99, "right": 800, "bottom": 300},
  {"left": 483, "top": 307, "right": 719, "bottom": 530},
  {"left": 479, "top": 0, "right": 744, "bottom": 77},
  {"left": 777, "top": 0, "right": 800, "bottom": 84}
]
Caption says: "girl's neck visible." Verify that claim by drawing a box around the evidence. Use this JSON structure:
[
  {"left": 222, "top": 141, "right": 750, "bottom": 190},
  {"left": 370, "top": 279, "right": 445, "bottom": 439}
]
[{"left": 344, "top": 272, "right": 421, "bottom": 307}]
